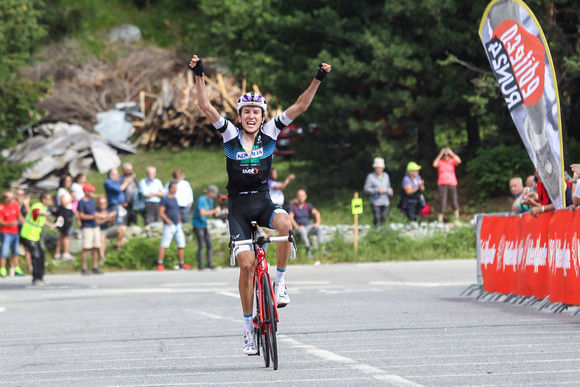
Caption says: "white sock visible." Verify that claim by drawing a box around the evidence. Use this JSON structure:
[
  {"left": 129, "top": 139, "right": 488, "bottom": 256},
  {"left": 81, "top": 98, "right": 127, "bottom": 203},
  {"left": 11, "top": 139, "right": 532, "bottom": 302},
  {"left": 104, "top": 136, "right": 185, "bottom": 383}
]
[
  {"left": 275, "top": 268, "right": 286, "bottom": 284},
  {"left": 244, "top": 314, "right": 253, "bottom": 331}
]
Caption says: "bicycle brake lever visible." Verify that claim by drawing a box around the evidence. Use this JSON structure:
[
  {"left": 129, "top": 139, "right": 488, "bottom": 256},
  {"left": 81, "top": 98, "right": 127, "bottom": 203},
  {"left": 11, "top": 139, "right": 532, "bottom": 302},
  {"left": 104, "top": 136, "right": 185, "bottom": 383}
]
[{"left": 288, "top": 231, "right": 297, "bottom": 260}]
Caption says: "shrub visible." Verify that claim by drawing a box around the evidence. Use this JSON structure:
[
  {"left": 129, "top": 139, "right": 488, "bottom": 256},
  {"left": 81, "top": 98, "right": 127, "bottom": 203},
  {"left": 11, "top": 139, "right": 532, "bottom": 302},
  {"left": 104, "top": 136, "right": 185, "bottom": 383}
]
[{"left": 465, "top": 144, "right": 532, "bottom": 200}]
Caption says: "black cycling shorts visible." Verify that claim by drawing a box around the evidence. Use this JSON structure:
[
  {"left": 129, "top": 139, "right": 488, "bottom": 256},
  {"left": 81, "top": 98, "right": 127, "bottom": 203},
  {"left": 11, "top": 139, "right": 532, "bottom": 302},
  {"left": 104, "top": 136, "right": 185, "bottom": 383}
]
[{"left": 228, "top": 191, "right": 285, "bottom": 241}]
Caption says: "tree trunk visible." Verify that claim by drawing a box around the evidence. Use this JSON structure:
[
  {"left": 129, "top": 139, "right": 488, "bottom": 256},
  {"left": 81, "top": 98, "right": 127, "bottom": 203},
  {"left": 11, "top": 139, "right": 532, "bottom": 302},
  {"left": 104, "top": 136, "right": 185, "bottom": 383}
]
[
  {"left": 417, "top": 115, "right": 436, "bottom": 167},
  {"left": 466, "top": 114, "right": 480, "bottom": 157}
]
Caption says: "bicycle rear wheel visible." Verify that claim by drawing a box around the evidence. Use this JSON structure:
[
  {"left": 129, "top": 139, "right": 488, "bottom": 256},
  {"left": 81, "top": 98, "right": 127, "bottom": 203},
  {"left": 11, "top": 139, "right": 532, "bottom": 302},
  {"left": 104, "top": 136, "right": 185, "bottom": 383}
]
[{"left": 262, "top": 273, "right": 278, "bottom": 370}]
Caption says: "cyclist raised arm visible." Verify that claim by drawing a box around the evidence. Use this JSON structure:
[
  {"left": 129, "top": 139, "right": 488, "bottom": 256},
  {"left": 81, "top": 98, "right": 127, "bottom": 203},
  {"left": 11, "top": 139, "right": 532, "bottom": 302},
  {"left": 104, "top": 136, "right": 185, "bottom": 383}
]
[{"left": 189, "top": 54, "right": 330, "bottom": 356}]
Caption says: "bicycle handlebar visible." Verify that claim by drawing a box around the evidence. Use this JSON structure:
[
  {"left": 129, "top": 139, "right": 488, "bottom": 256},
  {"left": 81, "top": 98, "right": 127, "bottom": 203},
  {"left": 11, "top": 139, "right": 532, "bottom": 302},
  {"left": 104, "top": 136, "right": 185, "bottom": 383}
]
[{"left": 229, "top": 234, "right": 297, "bottom": 266}]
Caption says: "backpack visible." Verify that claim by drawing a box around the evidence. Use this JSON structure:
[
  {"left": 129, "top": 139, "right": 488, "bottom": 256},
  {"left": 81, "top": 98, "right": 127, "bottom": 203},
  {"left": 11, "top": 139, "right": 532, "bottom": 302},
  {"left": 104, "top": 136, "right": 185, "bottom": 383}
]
[
  {"left": 292, "top": 202, "right": 311, "bottom": 216},
  {"left": 49, "top": 193, "right": 59, "bottom": 216}
]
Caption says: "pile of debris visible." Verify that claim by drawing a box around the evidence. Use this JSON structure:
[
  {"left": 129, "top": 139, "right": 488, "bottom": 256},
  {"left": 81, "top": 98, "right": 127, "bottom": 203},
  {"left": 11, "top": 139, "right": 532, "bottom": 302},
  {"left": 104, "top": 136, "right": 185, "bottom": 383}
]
[
  {"left": 3, "top": 121, "right": 136, "bottom": 191},
  {"left": 11, "top": 44, "right": 283, "bottom": 189},
  {"left": 133, "top": 71, "right": 282, "bottom": 149}
]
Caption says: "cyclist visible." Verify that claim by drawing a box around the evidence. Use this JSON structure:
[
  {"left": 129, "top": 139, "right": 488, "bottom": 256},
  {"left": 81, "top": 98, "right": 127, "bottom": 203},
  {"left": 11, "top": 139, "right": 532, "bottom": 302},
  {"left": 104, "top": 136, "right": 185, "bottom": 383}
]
[{"left": 189, "top": 54, "right": 331, "bottom": 355}]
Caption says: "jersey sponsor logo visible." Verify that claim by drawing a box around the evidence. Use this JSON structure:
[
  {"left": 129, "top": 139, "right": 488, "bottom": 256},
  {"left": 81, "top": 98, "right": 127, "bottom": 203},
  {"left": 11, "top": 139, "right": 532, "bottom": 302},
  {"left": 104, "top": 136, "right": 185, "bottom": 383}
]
[
  {"left": 236, "top": 147, "right": 264, "bottom": 160},
  {"left": 242, "top": 167, "right": 259, "bottom": 175}
]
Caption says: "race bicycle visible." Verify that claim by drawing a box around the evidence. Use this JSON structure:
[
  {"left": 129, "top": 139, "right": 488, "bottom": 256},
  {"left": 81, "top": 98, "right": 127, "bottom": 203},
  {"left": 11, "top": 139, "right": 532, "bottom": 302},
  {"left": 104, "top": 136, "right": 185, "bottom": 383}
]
[{"left": 229, "top": 222, "right": 296, "bottom": 370}]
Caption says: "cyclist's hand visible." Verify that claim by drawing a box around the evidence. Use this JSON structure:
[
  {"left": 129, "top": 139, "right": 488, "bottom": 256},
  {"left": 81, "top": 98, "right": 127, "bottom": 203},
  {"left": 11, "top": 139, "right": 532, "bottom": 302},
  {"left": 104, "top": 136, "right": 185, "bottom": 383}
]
[
  {"left": 189, "top": 55, "right": 203, "bottom": 76},
  {"left": 315, "top": 62, "right": 331, "bottom": 81}
]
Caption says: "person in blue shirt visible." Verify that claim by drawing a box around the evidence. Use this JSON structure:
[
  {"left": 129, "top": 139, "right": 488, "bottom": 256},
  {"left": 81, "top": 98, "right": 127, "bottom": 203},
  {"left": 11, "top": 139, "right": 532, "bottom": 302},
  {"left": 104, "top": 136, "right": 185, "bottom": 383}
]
[
  {"left": 104, "top": 168, "right": 129, "bottom": 251},
  {"left": 192, "top": 185, "right": 223, "bottom": 270},
  {"left": 77, "top": 183, "right": 103, "bottom": 275},
  {"left": 157, "top": 181, "right": 191, "bottom": 271}
]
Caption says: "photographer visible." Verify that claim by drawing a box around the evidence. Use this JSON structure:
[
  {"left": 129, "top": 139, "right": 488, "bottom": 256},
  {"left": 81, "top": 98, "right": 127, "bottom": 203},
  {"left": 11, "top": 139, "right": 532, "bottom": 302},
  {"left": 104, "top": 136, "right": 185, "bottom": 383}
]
[
  {"left": 433, "top": 147, "right": 461, "bottom": 224},
  {"left": 192, "top": 185, "right": 225, "bottom": 270}
]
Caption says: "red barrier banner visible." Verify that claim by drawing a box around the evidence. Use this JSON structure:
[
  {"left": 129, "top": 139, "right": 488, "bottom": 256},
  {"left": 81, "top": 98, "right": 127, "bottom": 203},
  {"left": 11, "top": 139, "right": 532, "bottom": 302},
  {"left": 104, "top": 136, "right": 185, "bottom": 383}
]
[{"left": 480, "top": 210, "right": 580, "bottom": 304}]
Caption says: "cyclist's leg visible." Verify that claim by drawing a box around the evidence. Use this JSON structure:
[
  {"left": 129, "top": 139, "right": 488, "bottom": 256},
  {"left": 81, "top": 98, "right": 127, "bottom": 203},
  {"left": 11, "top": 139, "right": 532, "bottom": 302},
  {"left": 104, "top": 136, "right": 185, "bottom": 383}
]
[
  {"left": 271, "top": 211, "right": 292, "bottom": 270},
  {"left": 228, "top": 196, "right": 255, "bottom": 316},
  {"left": 269, "top": 210, "right": 292, "bottom": 306}
]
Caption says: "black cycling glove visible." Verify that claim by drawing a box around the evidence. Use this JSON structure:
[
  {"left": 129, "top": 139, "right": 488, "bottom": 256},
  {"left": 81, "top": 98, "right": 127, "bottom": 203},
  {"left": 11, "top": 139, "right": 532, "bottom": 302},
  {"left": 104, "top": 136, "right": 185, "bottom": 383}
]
[
  {"left": 189, "top": 58, "right": 204, "bottom": 76},
  {"left": 315, "top": 62, "right": 327, "bottom": 81}
]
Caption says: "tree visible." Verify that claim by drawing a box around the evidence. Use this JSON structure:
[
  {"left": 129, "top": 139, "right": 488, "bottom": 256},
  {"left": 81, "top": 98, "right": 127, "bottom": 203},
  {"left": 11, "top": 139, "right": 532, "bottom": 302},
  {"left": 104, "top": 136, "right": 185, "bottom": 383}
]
[
  {"left": 0, "top": 0, "right": 49, "bottom": 189},
  {"left": 193, "top": 0, "right": 499, "bottom": 194}
]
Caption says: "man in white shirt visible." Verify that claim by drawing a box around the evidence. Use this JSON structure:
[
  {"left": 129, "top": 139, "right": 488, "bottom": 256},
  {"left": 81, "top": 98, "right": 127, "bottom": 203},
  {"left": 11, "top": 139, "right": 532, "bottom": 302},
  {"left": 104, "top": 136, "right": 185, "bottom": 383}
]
[{"left": 139, "top": 166, "right": 165, "bottom": 225}]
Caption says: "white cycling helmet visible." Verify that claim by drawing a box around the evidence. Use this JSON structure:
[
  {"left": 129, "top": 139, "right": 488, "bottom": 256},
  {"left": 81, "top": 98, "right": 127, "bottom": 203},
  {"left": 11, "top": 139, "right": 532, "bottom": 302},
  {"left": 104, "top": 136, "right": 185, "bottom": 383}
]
[{"left": 237, "top": 92, "right": 267, "bottom": 115}]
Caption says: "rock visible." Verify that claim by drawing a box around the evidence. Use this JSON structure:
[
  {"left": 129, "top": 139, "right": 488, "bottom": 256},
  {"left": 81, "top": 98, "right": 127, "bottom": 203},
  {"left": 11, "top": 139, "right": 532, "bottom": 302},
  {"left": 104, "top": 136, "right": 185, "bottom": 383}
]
[
  {"left": 90, "top": 139, "right": 121, "bottom": 173},
  {"left": 106, "top": 24, "right": 142, "bottom": 44}
]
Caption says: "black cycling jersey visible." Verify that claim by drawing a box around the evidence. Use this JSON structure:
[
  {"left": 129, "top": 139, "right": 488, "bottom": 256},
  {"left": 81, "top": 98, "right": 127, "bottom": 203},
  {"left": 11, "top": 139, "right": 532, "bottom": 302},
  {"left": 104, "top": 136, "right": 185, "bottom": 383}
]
[{"left": 212, "top": 113, "right": 292, "bottom": 196}]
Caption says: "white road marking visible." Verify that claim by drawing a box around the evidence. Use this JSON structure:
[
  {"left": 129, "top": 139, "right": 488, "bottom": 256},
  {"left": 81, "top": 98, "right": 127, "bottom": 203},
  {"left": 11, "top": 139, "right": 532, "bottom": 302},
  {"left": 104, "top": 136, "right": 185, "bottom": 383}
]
[
  {"left": 185, "top": 309, "right": 239, "bottom": 324},
  {"left": 279, "top": 335, "right": 423, "bottom": 386},
  {"left": 0, "top": 307, "right": 5, "bottom": 313},
  {"left": 162, "top": 282, "right": 228, "bottom": 287},
  {"left": 219, "top": 291, "right": 240, "bottom": 298},
  {"left": 369, "top": 281, "right": 471, "bottom": 287}
]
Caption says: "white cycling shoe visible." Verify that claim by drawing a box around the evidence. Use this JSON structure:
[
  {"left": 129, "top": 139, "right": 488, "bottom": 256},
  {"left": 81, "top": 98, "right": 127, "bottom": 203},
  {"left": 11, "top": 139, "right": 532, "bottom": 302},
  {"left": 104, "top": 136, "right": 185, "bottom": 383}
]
[
  {"left": 242, "top": 330, "right": 258, "bottom": 355},
  {"left": 274, "top": 281, "right": 290, "bottom": 308}
]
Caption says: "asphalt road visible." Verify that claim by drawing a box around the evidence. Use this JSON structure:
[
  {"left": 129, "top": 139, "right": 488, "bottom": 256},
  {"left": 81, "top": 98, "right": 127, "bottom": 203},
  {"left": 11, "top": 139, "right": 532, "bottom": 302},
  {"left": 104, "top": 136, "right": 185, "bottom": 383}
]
[{"left": 1, "top": 259, "right": 580, "bottom": 386}]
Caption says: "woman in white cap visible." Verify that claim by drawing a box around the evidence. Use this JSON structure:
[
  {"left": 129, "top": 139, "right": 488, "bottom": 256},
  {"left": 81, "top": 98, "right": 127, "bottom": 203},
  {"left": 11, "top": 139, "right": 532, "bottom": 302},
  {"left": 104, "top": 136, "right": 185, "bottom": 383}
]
[{"left": 364, "top": 157, "right": 393, "bottom": 227}]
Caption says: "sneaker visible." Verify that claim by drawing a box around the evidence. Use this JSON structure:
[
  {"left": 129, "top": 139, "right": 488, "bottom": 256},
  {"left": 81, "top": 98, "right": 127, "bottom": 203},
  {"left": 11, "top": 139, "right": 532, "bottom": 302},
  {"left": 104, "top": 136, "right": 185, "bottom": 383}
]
[
  {"left": 274, "top": 281, "right": 290, "bottom": 308},
  {"left": 53, "top": 253, "right": 62, "bottom": 260},
  {"left": 156, "top": 264, "right": 165, "bottom": 272},
  {"left": 14, "top": 267, "right": 25, "bottom": 276},
  {"left": 91, "top": 268, "right": 103, "bottom": 275},
  {"left": 32, "top": 279, "right": 47, "bottom": 286},
  {"left": 0, "top": 267, "right": 7, "bottom": 277},
  {"left": 81, "top": 269, "right": 90, "bottom": 276},
  {"left": 242, "top": 331, "right": 258, "bottom": 355},
  {"left": 63, "top": 253, "right": 74, "bottom": 262},
  {"left": 179, "top": 263, "right": 193, "bottom": 270},
  {"left": 306, "top": 247, "right": 313, "bottom": 260}
]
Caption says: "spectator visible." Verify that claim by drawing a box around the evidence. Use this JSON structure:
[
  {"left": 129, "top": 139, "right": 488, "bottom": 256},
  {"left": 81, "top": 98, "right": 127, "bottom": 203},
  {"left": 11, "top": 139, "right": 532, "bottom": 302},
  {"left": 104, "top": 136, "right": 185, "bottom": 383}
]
[
  {"left": 509, "top": 177, "right": 530, "bottom": 213},
  {"left": 15, "top": 188, "right": 32, "bottom": 273},
  {"left": 54, "top": 174, "right": 75, "bottom": 261},
  {"left": 268, "top": 168, "right": 295, "bottom": 209},
  {"left": 525, "top": 175, "right": 537, "bottom": 190},
  {"left": 400, "top": 162, "right": 425, "bottom": 222},
  {"left": 95, "top": 196, "right": 116, "bottom": 265},
  {"left": 104, "top": 168, "right": 129, "bottom": 251},
  {"left": 289, "top": 189, "right": 324, "bottom": 260},
  {"left": 0, "top": 191, "right": 26, "bottom": 277},
  {"left": 139, "top": 166, "right": 165, "bottom": 225},
  {"left": 192, "top": 185, "right": 223, "bottom": 270},
  {"left": 20, "top": 192, "right": 56, "bottom": 285},
  {"left": 77, "top": 183, "right": 102, "bottom": 275},
  {"left": 71, "top": 173, "right": 86, "bottom": 230},
  {"left": 157, "top": 181, "right": 192, "bottom": 271},
  {"left": 528, "top": 170, "right": 573, "bottom": 217},
  {"left": 165, "top": 169, "right": 194, "bottom": 224},
  {"left": 119, "top": 163, "right": 140, "bottom": 226},
  {"left": 70, "top": 173, "right": 86, "bottom": 213},
  {"left": 432, "top": 147, "right": 461, "bottom": 223},
  {"left": 363, "top": 157, "right": 393, "bottom": 227},
  {"left": 570, "top": 164, "right": 580, "bottom": 207}
]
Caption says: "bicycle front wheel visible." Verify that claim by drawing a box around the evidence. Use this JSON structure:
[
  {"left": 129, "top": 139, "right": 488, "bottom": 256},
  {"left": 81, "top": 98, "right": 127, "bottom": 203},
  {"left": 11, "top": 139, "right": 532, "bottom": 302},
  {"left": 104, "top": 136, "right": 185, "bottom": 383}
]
[{"left": 262, "top": 273, "right": 278, "bottom": 370}]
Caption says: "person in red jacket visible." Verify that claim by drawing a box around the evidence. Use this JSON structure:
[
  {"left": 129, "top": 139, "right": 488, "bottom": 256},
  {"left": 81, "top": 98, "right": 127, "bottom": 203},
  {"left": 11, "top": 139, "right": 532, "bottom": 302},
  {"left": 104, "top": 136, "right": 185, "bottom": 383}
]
[{"left": 0, "top": 191, "right": 26, "bottom": 277}]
